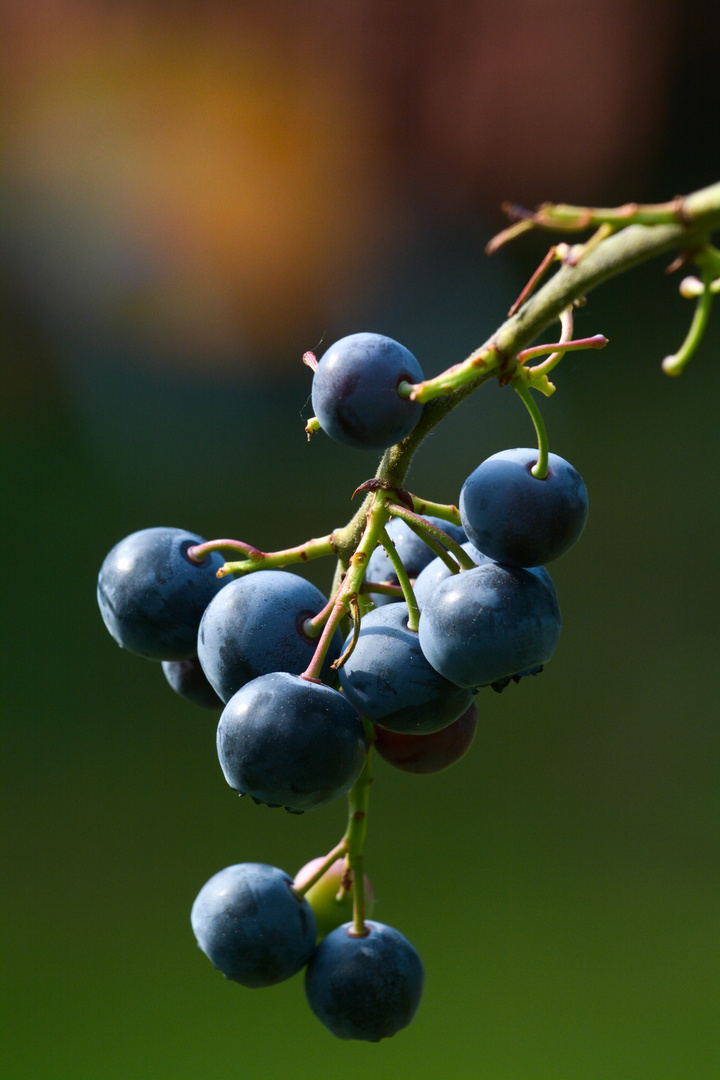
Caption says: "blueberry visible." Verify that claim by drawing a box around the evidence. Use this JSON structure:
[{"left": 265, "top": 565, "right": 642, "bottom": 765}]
[
  {"left": 414, "top": 543, "right": 557, "bottom": 610},
  {"left": 97, "top": 527, "right": 228, "bottom": 661},
  {"left": 414, "top": 548, "right": 558, "bottom": 689},
  {"left": 418, "top": 561, "right": 562, "bottom": 688},
  {"left": 459, "top": 448, "right": 588, "bottom": 566},
  {"left": 197, "top": 570, "right": 341, "bottom": 703},
  {"left": 191, "top": 863, "right": 316, "bottom": 987},
  {"left": 413, "top": 540, "right": 489, "bottom": 610},
  {"left": 311, "top": 333, "right": 424, "bottom": 450},
  {"left": 216, "top": 672, "right": 368, "bottom": 812},
  {"left": 305, "top": 920, "right": 424, "bottom": 1041},
  {"left": 527, "top": 564, "right": 558, "bottom": 601},
  {"left": 339, "top": 603, "right": 474, "bottom": 734},
  {"left": 162, "top": 656, "right": 223, "bottom": 709}
]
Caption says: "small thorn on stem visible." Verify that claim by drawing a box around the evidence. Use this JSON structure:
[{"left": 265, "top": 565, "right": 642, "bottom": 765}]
[{"left": 351, "top": 480, "right": 414, "bottom": 511}]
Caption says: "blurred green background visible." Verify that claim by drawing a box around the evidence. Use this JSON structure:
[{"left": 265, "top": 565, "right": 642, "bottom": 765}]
[{"left": 3, "top": 3, "right": 719, "bottom": 1078}]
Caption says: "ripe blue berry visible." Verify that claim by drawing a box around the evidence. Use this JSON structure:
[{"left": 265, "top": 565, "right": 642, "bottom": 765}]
[
  {"left": 414, "top": 541, "right": 557, "bottom": 610},
  {"left": 162, "top": 656, "right": 223, "bottom": 709},
  {"left": 216, "top": 672, "right": 368, "bottom": 812},
  {"left": 97, "top": 527, "right": 228, "bottom": 661},
  {"left": 418, "top": 561, "right": 562, "bottom": 688},
  {"left": 413, "top": 540, "right": 490, "bottom": 609},
  {"left": 459, "top": 448, "right": 588, "bottom": 566},
  {"left": 339, "top": 603, "right": 474, "bottom": 734},
  {"left": 197, "top": 570, "right": 341, "bottom": 703},
  {"left": 311, "top": 333, "right": 424, "bottom": 450},
  {"left": 305, "top": 920, "right": 424, "bottom": 1041},
  {"left": 191, "top": 863, "right": 316, "bottom": 987}
]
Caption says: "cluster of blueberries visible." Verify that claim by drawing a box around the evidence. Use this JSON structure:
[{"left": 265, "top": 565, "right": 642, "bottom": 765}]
[{"left": 96, "top": 333, "right": 588, "bottom": 1041}]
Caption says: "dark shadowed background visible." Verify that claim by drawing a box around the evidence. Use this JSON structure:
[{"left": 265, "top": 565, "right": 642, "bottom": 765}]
[{"left": 2, "top": 2, "right": 719, "bottom": 1078}]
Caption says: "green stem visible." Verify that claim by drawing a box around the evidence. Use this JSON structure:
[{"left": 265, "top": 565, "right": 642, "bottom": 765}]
[
  {"left": 525, "top": 306, "right": 574, "bottom": 379},
  {"left": 360, "top": 581, "right": 405, "bottom": 598},
  {"left": 344, "top": 736, "right": 374, "bottom": 937},
  {"left": 513, "top": 382, "right": 549, "bottom": 479},
  {"left": 379, "top": 527, "right": 421, "bottom": 631},
  {"left": 385, "top": 504, "right": 476, "bottom": 571},
  {"left": 356, "top": 589, "right": 375, "bottom": 617},
  {"left": 501, "top": 195, "right": 698, "bottom": 234},
  {"left": 565, "top": 221, "right": 616, "bottom": 264},
  {"left": 662, "top": 270, "right": 714, "bottom": 376},
  {"left": 405, "top": 343, "right": 502, "bottom": 403},
  {"left": 408, "top": 498, "right": 462, "bottom": 525},
  {"left": 486, "top": 217, "right": 535, "bottom": 254},
  {"left": 301, "top": 495, "right": 392, "bottom": 679}
]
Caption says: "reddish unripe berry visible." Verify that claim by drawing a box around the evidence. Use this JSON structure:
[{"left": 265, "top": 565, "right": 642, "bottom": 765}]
[
  {"left": 294, "top": 858, "right": 375, "bottom": 939},
  {"left": 373, "top": 702, "right": 478, "bottom": 774}
]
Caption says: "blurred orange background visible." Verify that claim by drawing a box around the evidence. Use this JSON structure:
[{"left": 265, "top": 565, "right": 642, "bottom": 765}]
[{"left": 5, "top": 0, "right": 714, "bottom": 371}]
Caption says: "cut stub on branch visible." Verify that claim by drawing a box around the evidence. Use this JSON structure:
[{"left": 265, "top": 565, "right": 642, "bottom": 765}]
[{"left": 351, "top": 479, "right": 414, "bottom": 512}]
